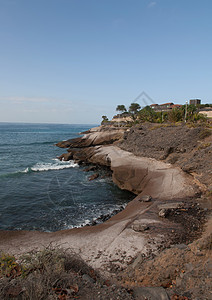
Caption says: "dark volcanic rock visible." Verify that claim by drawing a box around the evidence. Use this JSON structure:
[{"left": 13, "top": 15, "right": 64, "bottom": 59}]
[
  {"left": 119, "top": 124, "right": 212, "bottom": 187},
  {"left": 119, "top": 125, "right": 203, "bottom": 160},
  {"left": 83, "top": 166, "right": 97, "bottom": 172},
  {"left": 88, "top": 173, "right": 99, "bottom": 181},
  {"left": 58, "top": 152, "right": 73, "bottom": 161}
]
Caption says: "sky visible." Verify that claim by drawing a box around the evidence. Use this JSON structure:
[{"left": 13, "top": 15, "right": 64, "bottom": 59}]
[{"left": 0, "top": 0, "right": 211, "bottom": 124}]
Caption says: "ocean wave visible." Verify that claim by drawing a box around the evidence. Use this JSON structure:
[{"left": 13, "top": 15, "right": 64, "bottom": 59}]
[
  {"left": 0, "top": 160, "right": 78, "bottom": 178},
  {"left": 24, "top": 160, "right": 79, "bottom": 173}
]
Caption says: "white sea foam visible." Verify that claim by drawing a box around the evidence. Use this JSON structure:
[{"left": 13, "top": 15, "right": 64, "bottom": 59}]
[
  {"left": 21, "top": 160, "right": 78, "bottom": 173},
  {"left": 32, "top": 161, "right": 78, "bottom": 172},
  {"left": 22, "top": 168, "right": 30, "bottom": 173}
]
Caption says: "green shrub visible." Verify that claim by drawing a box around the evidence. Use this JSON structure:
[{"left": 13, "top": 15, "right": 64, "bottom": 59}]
[{"left": 0, "top": 253, "right": 22, "bottom": 278}]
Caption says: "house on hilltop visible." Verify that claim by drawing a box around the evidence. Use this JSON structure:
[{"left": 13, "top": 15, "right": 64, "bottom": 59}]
[
  {"left": 189, "top": 99, "right": 201, "bottom": 106},
  {"left": 150, "top": 102, "right": 182, "bottom": 112}
]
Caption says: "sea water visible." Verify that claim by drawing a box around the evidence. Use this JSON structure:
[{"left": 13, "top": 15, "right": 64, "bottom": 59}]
[{"left": 0, "top": 123, "right": 133, "bottom": 232}]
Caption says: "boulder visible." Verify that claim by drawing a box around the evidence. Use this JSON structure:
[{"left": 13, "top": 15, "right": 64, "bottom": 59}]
[
  {"left": 137, "top": 195, "right": 152, "bottom": 202},
  {"left": 131, "top": 223, "right": 149, "bottom": 232},
  {"left": 57, "top": 152, "right": 73, "bottom": 161}
]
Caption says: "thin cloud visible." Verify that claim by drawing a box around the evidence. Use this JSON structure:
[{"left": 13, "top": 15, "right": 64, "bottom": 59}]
[
  {"left": 0, "top": 96, "right": 53, "bottom": 104},
  {"left": 148, "top": 1, "right": 156, "bottom": 8},
  {"left": 0, "top": 96, "right": 74, "bottom": 106}
]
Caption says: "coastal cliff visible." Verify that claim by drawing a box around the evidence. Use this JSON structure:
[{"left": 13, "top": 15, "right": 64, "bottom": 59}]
[
  {"left": 0, "top": 123, "right": 211, "bottom": 299},
  {"left": 55, "top": 123, "right": 211, "bottom": 299}
]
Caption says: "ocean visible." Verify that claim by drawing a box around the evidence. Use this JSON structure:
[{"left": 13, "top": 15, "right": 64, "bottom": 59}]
[{"left": 0, "top": 123, "right": 133, "bottom": 232}]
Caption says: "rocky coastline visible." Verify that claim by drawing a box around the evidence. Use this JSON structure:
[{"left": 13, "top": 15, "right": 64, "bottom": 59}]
[
  {"left": 55, "top": 123, "right": 211, "bottom": 299},
  {"left": 0, "top": 123, "right": 211, "bottom": 299}
]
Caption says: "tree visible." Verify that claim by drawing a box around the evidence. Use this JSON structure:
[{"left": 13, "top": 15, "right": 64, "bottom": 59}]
[
  {"left": 181, "top": 104, "right": 197, "bottom": 122},
  {"left": 116, "top": 105, "right": 127, "bottom": 113},
  {"left": 138, "top": 106, "right": 157, "bottom": 123},
  {"left": 128, "top": 102, "right": 141, "bottom": 120},
  {"left": 101, "top": 115, "right": 109, "bottom": 125},
  {"left": 167, "top": 108, "right": 183, "bottom": 123},
  {"left": 129, "top": 102, "right": 141, "bottom": 114}
]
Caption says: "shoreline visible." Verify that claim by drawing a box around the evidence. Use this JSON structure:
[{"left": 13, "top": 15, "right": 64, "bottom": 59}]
[
  {"left": 0, "top": 123, "right": 211, "bottom": 299},
  {"left": 0, "top": 125, "right": 206, "bottom": 257}
]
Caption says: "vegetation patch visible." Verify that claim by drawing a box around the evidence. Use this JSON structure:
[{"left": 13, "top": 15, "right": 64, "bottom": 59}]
[
  {"left": 0, "top": 246, "right": 133, "bottom": 300},
  {"left": 197, "top": 142, "right": 211, "bottom": 150},
  {"left": 198, "top": 129, "right": 211, "bottom": 139}
]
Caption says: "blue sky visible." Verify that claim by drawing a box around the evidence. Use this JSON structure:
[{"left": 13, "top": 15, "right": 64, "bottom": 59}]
[{"left": 0, "top": 0, "right": 211, "bottom": 124}]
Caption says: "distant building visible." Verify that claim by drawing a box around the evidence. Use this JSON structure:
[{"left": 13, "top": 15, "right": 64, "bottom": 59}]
[
  {"left": 189, "top": 99, "right": 201, "bottom": 106},
  {"left": 150, "top": 102, "right": 182, "bottom": 112}
]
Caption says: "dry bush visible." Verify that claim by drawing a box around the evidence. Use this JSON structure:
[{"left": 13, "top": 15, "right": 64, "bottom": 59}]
[
  {"left": 0, "top": 246, "right": 99, "bottom": 300},
  {"left": 198, "top": 128, "right": 211, "bottom": 139}
]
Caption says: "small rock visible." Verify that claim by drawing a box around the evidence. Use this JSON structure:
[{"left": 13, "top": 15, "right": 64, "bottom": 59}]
[
  {"left": 138, "top": 195, "right": 152, "bottom": 202},
  {"left": 176, "top": 277, "right": 182, "bottom": 287},
  {"left": 133, "top": 286, "right": 170, "bottom": 300},
  {"left": 131, "top": 254, "right": 144, "bottom": 269},
  {"left": 183, "top": 291, "right": 192, "bottom": 298},
  {"left": 159, "top": 208, "right": 169, "bottom": 218},
  {"left": 88, "top": 173, "right": 99, "bottom": 181},
  {"left": 171, "top": 244, "right": 187, "bottom": 250},
  {"left": 185, "top": 263, "right": 194, "bottom": 272},
  {"left": 83, "top": 166, "right": 97, "bottom": 172},
  {"left": 82, "top": 274, "right": 95, "bottom": 283},
  {"left": 131, "top": 223, "right": 149, "bottom": 232},
  {"left": 158, "top": 202, "right": 184, "bottom": 210}
]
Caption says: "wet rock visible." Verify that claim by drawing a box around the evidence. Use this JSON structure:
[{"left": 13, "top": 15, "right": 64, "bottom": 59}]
[
  {"left": 88, "top": 173, "right": 99, "bottom": 181},
  {"left": 83, "top": 166, "right": 97, "bottom": 172},
  {"left": 57, "top": 152, "right": 73, "bottom": 161},
  {"left": 133, "top": 286, "right": 170, "bottom": 300}
]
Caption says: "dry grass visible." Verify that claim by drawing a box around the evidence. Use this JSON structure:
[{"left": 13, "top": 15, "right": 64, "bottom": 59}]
[
  {"left": 197, "top": 142, "right": 211, "bottom": 150},
  {"left": 0, "top": 245, "right": 100, "bottom": 300},
  {"left": 198, "top": 128, "right": 211, "bottom": 139}
]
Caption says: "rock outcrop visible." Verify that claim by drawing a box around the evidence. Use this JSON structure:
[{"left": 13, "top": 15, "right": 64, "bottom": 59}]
[
  {"left": 56, "top": 126, "right": 199, "bottom": 199},
  {"left": 56, "top": 128, "right": 125, "bottom": 148}
]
